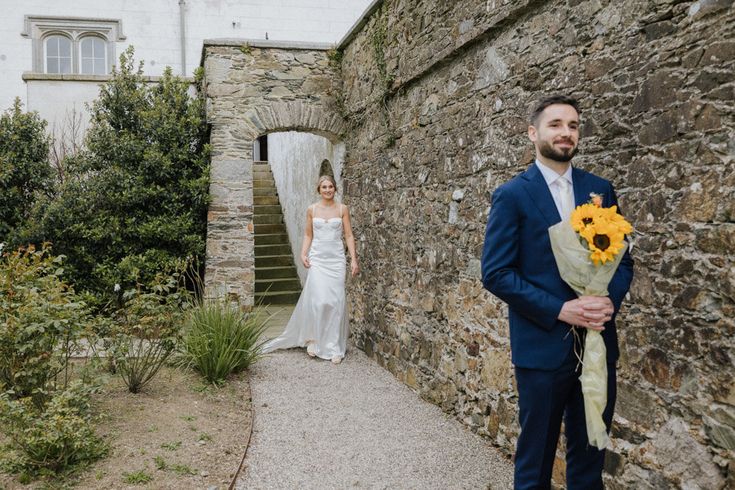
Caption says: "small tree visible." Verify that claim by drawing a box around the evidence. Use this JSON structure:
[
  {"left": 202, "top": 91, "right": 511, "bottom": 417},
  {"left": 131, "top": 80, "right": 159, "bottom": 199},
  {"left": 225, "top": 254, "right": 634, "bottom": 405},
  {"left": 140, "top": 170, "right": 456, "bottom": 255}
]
[
  {"left": 0, "top": 99, "right": 52, "bottom": 241},
  {"left": 22, "top": 47, "right": 210, "bottom": 299}
]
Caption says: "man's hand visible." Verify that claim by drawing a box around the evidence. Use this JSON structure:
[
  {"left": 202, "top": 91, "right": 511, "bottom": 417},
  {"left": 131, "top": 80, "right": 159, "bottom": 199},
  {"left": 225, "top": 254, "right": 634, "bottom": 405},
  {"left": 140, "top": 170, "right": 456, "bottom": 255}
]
[{"left": 558, "top": 296, "right": 614, "bottom": 331}]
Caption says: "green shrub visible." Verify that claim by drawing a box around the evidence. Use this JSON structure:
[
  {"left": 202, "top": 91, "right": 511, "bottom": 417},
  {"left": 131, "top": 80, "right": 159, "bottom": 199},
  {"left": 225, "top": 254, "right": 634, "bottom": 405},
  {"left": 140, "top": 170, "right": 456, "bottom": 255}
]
[
  {"left": 0, "top": 382, "right": 107, "bottom": 476},
  {"left": 109, "top": 273, "right": 188, "bottom": 393},
  {"left": 0, "top": 99, "right": 52, "bottom": 241},
  {"left": 178, "top": 301, "right": 269, "bottom": 384},
  {"left": 19, "top": 46, "right": 210, "bottom": 300},
  {"left": 0, "top": 244, "right": 88, "bottom": 406}
]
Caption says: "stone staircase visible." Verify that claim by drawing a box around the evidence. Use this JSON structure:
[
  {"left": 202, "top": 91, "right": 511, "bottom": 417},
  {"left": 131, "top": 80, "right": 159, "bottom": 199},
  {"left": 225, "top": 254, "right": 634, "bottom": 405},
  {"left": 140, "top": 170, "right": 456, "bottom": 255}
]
[{"left": 253, "top": 161, "right": 302, "bottom": 305}]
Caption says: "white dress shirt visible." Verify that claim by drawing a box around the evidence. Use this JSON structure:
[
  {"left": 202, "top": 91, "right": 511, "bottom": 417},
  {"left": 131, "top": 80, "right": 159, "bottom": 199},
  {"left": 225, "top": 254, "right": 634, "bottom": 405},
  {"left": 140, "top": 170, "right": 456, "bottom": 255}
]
[{"left": 535, "top": 159, "right": 574, "bottom": 220}]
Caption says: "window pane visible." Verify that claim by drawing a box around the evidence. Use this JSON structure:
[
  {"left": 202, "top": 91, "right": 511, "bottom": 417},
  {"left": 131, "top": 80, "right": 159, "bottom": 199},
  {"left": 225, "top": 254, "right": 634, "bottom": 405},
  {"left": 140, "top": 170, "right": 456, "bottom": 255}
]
[
  {"left": 47, "top": 36, "right": 59, "bottom": 56},
  {"left": 81, "top": 39, "right": 93, "bottom": 57},
  {"left": 82, "top": 58, "right": 94, "bottom": 74},
  {"left": 93, "top": 59, "right": 106, "bottom": 75},
  {"left": 60, "top": 57, "right": 72, "bottom": 74},
  {"left": 47, "top": 58, "right": 59, "bottom": 73},
  {"left": 93, "top": 39, "right": 105, "bottom": 57},
  {"left": 57, "top": 37, "right": 71, "bottom": 57}
]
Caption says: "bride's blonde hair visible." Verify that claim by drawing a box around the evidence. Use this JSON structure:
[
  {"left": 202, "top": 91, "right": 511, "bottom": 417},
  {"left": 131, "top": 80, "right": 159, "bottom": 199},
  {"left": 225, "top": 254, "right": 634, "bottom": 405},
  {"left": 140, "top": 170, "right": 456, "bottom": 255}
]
[{"left": 316, "top": 175, "right": 338, "bottom": 194}]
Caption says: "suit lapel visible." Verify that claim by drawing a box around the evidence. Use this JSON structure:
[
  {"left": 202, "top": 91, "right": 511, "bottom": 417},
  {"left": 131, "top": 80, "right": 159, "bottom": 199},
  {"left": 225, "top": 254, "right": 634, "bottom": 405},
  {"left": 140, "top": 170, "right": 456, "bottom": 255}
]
[
  {"left": 521, "top": 164, "right": 561, "bottom": 226},
  {"left": 572, "top": 167, "right": 589, "bottom": 207}
]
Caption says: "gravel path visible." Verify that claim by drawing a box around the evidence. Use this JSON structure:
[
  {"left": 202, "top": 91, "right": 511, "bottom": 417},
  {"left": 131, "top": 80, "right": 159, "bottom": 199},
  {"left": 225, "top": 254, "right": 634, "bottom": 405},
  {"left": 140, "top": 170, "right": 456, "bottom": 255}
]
[{"left": 236, "top": 347, "right": 513, "bottom": 489}]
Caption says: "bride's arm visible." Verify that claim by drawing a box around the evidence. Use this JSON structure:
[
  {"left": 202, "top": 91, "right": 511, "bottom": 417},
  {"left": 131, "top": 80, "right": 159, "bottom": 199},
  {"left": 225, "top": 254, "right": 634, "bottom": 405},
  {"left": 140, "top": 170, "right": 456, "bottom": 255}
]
[
  {"left": 342, "top": 205, "right": 359, "bottom": 277},
  {"left": 301, "top": 205, "right": 314, "bottom": 268}
]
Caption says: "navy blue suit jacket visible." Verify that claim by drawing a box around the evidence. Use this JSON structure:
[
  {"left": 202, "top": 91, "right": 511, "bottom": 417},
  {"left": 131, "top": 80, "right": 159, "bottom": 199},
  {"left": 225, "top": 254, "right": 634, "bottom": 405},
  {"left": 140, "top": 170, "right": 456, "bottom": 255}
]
[{"left": 481, "top": 163, "right": 634, "bottom": 370}]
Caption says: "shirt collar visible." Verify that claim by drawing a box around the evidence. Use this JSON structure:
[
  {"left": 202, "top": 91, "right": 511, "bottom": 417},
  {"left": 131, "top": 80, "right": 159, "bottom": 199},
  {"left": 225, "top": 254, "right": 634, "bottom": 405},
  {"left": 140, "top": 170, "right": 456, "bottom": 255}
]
[{"left": 535, "top": 159, "right": 573, "bottom": 186}]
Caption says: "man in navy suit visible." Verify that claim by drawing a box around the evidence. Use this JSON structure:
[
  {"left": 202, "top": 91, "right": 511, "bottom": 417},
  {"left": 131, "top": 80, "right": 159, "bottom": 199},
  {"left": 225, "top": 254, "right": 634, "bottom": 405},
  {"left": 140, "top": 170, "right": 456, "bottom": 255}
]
[{"left": 481, "top": 95, "right": 634, "bottom": 489}]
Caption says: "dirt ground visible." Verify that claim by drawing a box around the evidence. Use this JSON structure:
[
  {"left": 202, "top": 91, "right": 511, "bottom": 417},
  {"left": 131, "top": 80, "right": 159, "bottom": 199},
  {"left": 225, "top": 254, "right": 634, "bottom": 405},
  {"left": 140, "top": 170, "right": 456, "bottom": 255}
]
[{"left": 0, "top": 367, "right": 252, "bottom": 489}]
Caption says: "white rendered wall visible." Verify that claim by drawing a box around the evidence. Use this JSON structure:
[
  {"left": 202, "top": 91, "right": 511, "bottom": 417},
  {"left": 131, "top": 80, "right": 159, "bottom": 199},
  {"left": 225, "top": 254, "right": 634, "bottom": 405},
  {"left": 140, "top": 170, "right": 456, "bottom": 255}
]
[
  {"left": 26, "top": 81, "right": 101, "bottom": 140},
  {"left": 0, "top": 0, "right": 372, "bottom": 125},
  {"left": 267, "top": 131, "right": 344, "bottom": 284}
]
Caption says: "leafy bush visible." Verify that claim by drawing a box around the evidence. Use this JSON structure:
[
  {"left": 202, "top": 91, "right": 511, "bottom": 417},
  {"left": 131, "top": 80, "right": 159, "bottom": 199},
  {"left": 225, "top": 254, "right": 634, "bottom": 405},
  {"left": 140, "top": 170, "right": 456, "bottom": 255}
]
[
  {"left": 0, "top": 382, "right": 107, "bottom": 477},
  {"left": 109, "top": 273, "right": 188, "bottom": 393},
  {"left": 19, "top": 46, "right": 210, "bottom": 299},
  {"left": 178, "top": 301, "right": 269, "bottom": 384},
  {"left": 0, "top": 244, "right": 88, "bottom": 406},
  {"left": 0, "top": 99, "right": 52, "bottom": 241}
]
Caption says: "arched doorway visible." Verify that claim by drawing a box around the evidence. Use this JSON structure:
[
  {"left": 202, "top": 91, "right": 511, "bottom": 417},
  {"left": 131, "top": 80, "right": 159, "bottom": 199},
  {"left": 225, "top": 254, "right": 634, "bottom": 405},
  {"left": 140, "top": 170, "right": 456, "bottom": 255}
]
[{"left": 201, "top": 40, "right": 346, "bottom": 306}]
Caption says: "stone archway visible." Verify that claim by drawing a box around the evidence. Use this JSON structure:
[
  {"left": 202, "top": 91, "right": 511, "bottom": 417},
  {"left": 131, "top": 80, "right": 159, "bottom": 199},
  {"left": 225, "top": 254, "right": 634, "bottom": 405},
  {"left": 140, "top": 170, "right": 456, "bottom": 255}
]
[{"left": 201, "top": 40, "right": 346, "bottom": 306}]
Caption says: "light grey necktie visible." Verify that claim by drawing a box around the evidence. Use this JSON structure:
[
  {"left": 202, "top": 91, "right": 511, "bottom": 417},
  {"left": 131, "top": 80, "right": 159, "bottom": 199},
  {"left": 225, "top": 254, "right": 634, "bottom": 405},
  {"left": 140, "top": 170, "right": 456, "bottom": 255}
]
[{"left": 557, "top": 177, "right": 574, "bottom": 221}]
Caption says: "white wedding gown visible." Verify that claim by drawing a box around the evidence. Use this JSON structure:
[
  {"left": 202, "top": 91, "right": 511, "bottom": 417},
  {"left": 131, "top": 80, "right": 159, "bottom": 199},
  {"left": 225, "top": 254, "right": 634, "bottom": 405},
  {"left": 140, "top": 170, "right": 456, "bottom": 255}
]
[{"left": 262, "top": 217, "right": 348, "bottom": 360}]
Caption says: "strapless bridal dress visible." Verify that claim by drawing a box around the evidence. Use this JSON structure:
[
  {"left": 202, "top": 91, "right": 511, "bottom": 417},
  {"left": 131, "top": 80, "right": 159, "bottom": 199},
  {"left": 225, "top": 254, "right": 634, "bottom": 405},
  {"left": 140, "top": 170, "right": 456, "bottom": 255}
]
[{"left": 262, "top": 217, "right": 348, "bottom": 360}]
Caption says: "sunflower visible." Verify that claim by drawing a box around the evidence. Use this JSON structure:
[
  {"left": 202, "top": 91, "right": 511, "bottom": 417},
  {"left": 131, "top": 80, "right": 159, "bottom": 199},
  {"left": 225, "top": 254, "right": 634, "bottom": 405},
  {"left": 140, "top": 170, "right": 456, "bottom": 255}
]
[
  {"left": 584, "top": 220, "right": 627, "bottom": 265},
  {"left": 597, "top": 205, "right": 633, "bottom": 235},
  {"left": 571, "top": 203, "right": 603, "bottom": 233}
]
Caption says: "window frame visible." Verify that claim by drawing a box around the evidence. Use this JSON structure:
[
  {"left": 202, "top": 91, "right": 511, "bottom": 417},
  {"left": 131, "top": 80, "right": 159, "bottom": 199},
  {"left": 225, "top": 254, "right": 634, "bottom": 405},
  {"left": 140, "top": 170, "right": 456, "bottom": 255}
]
[
  {"left": 79, "top": 35, "right": 107, "bottom": 75},
  {"left": 44, "top": 33, "right": 73, "bottom": 74},
  {"left": 22, "top": 16, "right": 125, "bottom": 75}
]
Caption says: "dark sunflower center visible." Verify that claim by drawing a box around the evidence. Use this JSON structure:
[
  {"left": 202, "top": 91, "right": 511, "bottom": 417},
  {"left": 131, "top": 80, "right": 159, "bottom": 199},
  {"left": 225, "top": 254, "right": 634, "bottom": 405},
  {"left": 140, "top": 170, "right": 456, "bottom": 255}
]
[
  {"left": 582, "top": 217, "right": 594, "bottom": 225},
  {"left": 593, "top": 234, "right": 611, "bottom": 250}
]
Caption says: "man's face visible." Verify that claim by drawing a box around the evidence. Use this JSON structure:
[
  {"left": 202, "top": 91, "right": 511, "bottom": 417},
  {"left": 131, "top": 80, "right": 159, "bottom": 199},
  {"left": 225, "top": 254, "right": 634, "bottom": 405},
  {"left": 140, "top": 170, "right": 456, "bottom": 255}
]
[{"left": 528, "top": 104, "right": 580, "bottom": 163}]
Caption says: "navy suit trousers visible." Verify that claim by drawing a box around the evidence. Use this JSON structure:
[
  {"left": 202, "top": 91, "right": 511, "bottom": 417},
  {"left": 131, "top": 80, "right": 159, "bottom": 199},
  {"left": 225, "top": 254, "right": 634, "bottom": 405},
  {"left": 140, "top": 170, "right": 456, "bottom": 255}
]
[{"left": 514, "top": 344, "right": 617, "bottom": 490}]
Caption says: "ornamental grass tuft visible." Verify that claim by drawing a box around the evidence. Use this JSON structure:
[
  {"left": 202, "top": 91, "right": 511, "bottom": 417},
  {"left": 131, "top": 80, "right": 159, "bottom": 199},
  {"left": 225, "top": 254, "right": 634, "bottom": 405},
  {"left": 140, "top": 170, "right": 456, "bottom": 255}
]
[{"left": 178, "top": 300, "right": 269, "bottom": 385}]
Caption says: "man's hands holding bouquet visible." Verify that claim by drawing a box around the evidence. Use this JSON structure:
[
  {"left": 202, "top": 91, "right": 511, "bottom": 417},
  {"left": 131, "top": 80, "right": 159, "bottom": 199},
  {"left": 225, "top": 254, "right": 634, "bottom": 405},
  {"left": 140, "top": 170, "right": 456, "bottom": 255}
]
[{"left": 559, "top": 296, "right": 614, "bottom": 331}]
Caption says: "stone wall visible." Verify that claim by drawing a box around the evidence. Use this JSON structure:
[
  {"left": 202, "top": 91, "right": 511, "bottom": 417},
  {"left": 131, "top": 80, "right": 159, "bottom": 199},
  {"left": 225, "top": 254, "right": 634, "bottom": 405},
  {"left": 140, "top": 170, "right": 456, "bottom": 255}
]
[
  {"left": 337, "top": 0, "right": 734, "bottom": 487},
  {"left": 202, "top": 39, "right": 345, "bottom": 305}
]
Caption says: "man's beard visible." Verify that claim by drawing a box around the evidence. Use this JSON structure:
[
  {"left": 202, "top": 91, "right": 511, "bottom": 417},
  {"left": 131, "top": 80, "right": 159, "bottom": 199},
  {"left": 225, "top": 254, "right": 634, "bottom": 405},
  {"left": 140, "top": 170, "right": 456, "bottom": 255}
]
[{"left": 538, "top": 139, "right": 577, "bottom": 162}]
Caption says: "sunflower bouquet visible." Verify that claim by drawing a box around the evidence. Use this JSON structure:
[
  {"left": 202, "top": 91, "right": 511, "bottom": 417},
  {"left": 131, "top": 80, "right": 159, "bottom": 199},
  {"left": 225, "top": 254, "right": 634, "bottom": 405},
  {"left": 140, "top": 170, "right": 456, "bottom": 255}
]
[{"left": 548, "top": 193, "right": 632, "bottom": 449}]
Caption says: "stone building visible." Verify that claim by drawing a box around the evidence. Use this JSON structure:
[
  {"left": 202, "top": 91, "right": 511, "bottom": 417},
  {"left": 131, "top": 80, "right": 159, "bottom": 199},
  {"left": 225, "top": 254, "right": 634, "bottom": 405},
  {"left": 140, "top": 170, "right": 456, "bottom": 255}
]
[{"left": 203, "top": 0, "right": 734, "bottom": 487}]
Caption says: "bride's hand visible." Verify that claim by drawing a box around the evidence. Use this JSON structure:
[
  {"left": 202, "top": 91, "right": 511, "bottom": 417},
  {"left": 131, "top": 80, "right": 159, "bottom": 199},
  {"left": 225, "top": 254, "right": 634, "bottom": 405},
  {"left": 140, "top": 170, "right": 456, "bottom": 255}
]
[
  {"left": 351, "top": 260, "right": 359, "bottom": 277},
  {"left": 302, "top": 255, "right": 310, "bottom": 268}
]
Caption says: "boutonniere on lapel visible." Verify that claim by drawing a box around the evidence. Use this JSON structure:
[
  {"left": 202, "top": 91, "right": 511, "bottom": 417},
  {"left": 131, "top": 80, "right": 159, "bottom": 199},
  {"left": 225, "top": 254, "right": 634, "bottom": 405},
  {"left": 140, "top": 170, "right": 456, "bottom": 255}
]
[{"left": 547, "top": 192, "right": 633, "bottom": 450}]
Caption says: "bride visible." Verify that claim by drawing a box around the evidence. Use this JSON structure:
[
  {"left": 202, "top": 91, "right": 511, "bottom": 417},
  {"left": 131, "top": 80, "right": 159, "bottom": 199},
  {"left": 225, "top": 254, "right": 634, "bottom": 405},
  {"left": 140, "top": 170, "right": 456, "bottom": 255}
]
[{"left": 261, "top": 175, "right": 359, "bottom": 364}]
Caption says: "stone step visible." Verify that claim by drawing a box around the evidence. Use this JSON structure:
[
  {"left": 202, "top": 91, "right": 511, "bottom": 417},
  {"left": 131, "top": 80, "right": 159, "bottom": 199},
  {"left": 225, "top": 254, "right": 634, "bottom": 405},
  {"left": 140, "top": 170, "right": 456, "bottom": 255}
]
[
  {"left": 255, "top": 223, "right": 286, "bottom": 234},
  {"left": 253, "top": 213, "right": 283, "bottom": 225},
  {"left": 254, "top": 196, "right": 280, "bottom": 205},
  {"left": 253, "top": 179, "right": 276, "bottom": 188},
  {"left": 253, "top": 204, "right": 282, "bottom": 215},
  {"left": 255, "top": 290, "right": 301, "bottom": 305},
  {"left": 255, "top": 233, "right": 289, "bottom": 245},
  {"left": 253, "top": 170, "right": 273, "bottom": 178},
  {"left": 256, "top": 266, "right": 299, "bottom": 279},
  {"left": 256, "top": 254, "right": 295, "bottom": 267},
  {"left": 255, "top": 243, "right": 292, "bottom": 256},
  {"left": 255, "top": 278, "right": 302, "bottom": 293},
  {"left": 254, "top": 187, "right": 278, "bottom": 197}
]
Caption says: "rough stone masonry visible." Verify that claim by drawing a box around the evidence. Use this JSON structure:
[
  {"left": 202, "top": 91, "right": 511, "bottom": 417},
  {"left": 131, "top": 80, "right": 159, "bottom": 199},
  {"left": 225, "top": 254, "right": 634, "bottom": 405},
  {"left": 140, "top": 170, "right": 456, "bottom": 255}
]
[
  {"left": 202, "top": 0, "right": 734, "bottom": 487},
  {"left": 337, "top": 0, "right": 734, "bottom": 488}
]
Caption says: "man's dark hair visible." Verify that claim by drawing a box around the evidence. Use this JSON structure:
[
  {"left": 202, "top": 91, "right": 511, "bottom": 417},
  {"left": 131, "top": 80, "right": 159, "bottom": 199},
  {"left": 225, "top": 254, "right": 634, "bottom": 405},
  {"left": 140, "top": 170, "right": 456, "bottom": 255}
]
[{"left": 529, "top": 95, "right": 580, "bottom": 125}]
